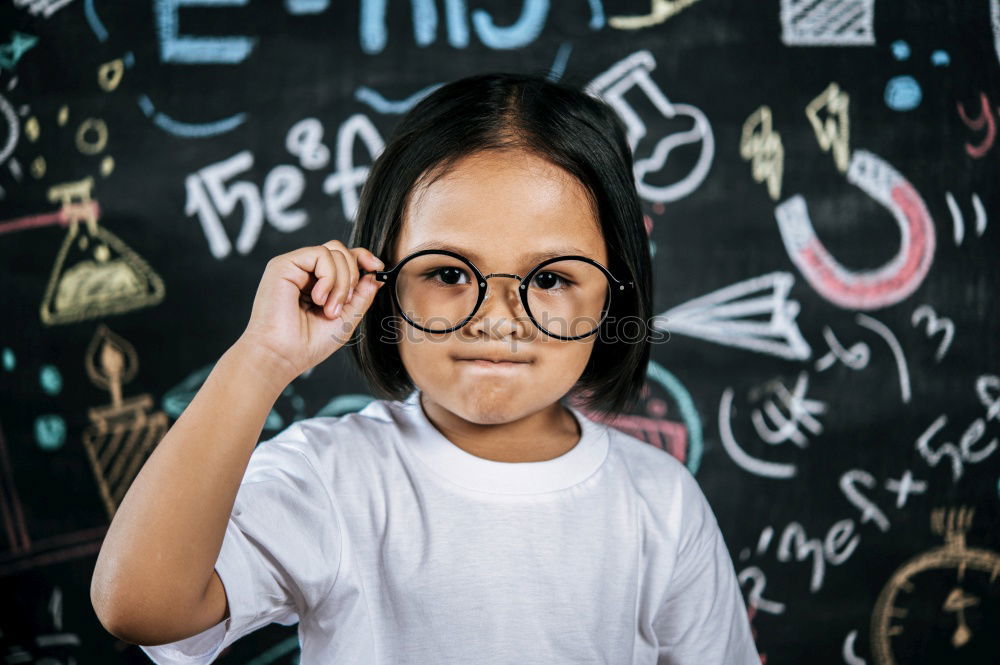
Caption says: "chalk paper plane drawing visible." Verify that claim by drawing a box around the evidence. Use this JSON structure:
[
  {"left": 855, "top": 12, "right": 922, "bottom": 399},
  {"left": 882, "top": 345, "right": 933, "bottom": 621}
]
[{"left": 655, "top": 272, "right": 813, "bottom": 361}]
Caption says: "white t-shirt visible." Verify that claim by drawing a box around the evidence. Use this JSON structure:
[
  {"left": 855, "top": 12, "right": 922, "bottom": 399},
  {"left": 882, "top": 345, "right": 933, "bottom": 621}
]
[{"left": 139, "top": 389, "right": 758, "bottom": 665}]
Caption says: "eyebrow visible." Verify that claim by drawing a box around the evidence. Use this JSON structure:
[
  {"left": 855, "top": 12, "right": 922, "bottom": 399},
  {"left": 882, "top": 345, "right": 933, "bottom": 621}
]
[{"left": 403, "top": 241, "right": 589, "bottom": 266}]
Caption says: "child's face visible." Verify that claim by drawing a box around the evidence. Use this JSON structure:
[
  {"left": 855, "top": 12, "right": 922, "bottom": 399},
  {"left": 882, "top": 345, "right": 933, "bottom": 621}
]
[{"left": 391, "top": 148, "right": 608, "bottom": 424}]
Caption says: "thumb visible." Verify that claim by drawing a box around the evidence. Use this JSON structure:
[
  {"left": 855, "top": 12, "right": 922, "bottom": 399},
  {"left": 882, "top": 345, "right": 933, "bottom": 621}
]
[{"left": 323, "top": 273, "right": 384, "bottom": 347}]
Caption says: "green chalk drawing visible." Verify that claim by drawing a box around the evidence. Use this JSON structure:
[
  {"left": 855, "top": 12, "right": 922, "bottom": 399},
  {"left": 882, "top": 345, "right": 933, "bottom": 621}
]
[
  {"left": 646, "top": 359, "right": 704, "bottom": 475},
  {"left": 315, "top": 394, "right": 376, "bottom": 418},
  {"left": 35, "top": 414, "right": 66, "bottom": 450},
  {"left": 40, "top": 364, "right": 62, "bottom": 395}
]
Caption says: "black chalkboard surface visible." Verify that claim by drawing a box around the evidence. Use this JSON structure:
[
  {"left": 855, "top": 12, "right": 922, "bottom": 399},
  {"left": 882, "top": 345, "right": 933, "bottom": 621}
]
[{"left": 1, "top": 1, "right": 998, "bottom": 663}]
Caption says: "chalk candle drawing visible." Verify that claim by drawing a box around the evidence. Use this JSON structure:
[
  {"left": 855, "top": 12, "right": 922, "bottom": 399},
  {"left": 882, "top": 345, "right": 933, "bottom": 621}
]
[
  {"left": 81, "top": 325, "right": 170, "bottom": 521},
  {"left": 871, "top": 507, "right": 1000, "bottom": 664},
  {"left": 779, "top": 0, "right": 875, "bottom": 47},
  {"left": 585, "top": 49, "right": 714, "bottom": 204},
  {"left": 40, "top": 177, "right": 164, "bottom": 324}
]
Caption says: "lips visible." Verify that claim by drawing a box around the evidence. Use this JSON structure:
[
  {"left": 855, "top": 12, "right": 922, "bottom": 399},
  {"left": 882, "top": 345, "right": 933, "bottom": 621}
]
[{"left": 455, "top": 357, "right": 532, "bottom": 366}]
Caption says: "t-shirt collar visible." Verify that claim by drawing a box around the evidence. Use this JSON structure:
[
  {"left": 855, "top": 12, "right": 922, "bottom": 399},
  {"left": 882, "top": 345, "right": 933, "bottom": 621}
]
[{"left": 397, "top": 388, "right": 609, "bottom": 495}]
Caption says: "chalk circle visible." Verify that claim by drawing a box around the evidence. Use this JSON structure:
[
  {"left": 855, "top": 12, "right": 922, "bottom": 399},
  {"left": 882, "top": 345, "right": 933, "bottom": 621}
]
[
  {"left": 98, "top": 58, "right": 124, "bottom": 91},
  {"left": 76, "top": 118, "right": 108, "bottom": 155}
]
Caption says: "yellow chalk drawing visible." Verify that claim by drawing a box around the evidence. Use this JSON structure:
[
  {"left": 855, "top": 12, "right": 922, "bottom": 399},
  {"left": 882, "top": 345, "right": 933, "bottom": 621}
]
[
  {"left": 30, "top": 155, "right": 45, "bottom": 178},
  {"left": 97, "top": 58, "right": 124, "bottom": 92},
  {"left": 57, "top": 104, "right": 68, "bottom": 126},
  {"left": 805, "top": 82, "right": 850, "bottom": 174},
  {"left": 609, "top": 0, "right": 702, "bottom": 30},
  {"left": 82, "top": 325, "right": 170, "bottom": 521},
  {"left": 75, "top": 118, "right": 107, "bottom": 155},
  {"left": 871, "top": 506, "right": 1000, "bottom": 664},
  {"left": 25, "top": 116, "right": 40, "bottom": 141},
  {"left": 739, "top": 106, "right": 784, "bottom": 201},
  {"left": 40, "top": 177, "right": 164, "bottom": 325}
]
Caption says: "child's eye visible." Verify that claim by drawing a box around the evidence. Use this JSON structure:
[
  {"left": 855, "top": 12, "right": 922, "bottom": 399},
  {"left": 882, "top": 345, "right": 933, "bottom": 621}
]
[
  {"left": 425, "top": 267, "right": 471, "bottom": 286},
  {"left": 530, "top": 271, "right": 573, "bottom": 290}
]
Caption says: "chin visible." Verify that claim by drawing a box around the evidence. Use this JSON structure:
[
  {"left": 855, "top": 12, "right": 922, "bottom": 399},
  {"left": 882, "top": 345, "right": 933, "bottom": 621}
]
[{"left": 447, "top": 388, "right": 525, "bottom": 425}]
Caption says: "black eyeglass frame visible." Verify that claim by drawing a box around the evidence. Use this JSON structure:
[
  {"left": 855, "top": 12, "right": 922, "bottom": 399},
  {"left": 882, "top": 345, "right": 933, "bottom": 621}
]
[{"left": 364, "top": 248, "right": 635, "bottom": 341}]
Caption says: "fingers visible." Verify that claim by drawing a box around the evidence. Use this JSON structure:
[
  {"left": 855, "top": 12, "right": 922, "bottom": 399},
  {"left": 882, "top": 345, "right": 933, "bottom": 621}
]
[
  {"left": 272, "top": 241, "right": 385, "bottom": 320},
  {"left": 349, "top": 246, "right": 386, "bottom": 273}
]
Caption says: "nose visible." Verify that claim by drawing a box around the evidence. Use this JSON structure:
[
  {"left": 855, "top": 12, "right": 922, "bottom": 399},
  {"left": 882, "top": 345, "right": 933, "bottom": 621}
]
[{"left": 467, "top": 274, "right": 530, "bottom": 335}]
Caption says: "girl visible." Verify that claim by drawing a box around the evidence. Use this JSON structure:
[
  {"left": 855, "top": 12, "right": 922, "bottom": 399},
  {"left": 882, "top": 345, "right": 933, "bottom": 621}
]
[{"left": 91, "top": 72, "right": 758, "bottom": 664}]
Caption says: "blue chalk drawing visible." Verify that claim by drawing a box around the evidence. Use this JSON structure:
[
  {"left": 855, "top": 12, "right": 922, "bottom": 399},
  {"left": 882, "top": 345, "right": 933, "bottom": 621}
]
[
  {"left": 586, "top": 0, "right": 605, "bottom": 29},
  {"left": 85, "top": 0, "right": 109, "bottom": 42},
  {"left": 885, "top": 75, "right": 922, "bottom": 111},
  {"left": 315, "top": 393, "right": 376, "bottom": 417},
  {"left": 445, "top": 0, "right": 469, "bottom": 47},
  {"left": 890, "top": 39, "right": 910, "bottom": 60},
  {"left": 0, "top": 32, "right": 38, "bottom": 70},
  {"left": 285, "top": 0, "right": 329, "bottom": 14},
  {"left": 472, "top": 0, "right": 548, "bottom": 49},
  {"left": 35, "top": 415, "right": 66, "bottom": 451},
  {"left": 355, "top": 83, "right": 443, "bottom": 114},
  {"left": 138, "top": 94, "right": 246, "bottom": 137},
  {"left": 360, "top": 0, "right": 565, "bottom": 53},
  {"left": 885, "top": 39, "right": 949, "bottom": 111},
  {"left": 361, "top": 0, "right": 438, "bottom": 53},
  {"left": 646, "top": 359, "right": 704, "bottom": 475},
  {"left": 2, "top": 348, "right": 14, "bottom": 371},
  {"left": 155, "top": 0, "right": 257, "bottom": 64},
  {"left": 547, "top": 42, "right": 572, "bottom": 81},
  {"left": 39, "top": 364, "right": 62, "bottom": 396}
]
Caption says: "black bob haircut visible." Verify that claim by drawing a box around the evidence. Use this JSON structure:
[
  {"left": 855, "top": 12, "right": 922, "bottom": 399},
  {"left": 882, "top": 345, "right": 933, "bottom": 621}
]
[{"left": 347, "top": 70, "right": 653, "bottom": 418}]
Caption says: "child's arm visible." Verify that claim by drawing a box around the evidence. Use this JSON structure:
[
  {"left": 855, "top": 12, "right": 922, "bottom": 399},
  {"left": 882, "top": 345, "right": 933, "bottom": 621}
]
[
  {"left": 652, "top": 469, "right": 760, "bottom": 665},
  {"left": 89, "top": 338, "right": 294, "bottom": 645},
  {"left": 90, "top": 241, "right": 384, "bottom": 647}
]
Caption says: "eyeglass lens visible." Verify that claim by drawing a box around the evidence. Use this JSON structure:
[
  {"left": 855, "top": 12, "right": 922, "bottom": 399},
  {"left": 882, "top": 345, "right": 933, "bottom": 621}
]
[{"left": 394, "top": 252, "right": 611, "bottom": 337}]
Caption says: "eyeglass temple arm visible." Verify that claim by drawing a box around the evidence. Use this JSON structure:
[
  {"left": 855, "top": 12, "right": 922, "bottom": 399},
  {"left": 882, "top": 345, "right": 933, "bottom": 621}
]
[{"left": 361, "top": 269, "right": 391, "bottom": 282}]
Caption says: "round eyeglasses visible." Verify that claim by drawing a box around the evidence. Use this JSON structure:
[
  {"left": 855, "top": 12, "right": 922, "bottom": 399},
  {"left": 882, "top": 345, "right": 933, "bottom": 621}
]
[{"left": 364, "top": 249, "right": 634, "bottom": 341}]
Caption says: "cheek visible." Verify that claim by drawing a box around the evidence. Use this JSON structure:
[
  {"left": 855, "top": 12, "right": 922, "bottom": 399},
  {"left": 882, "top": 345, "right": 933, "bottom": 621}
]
[
  {"left": 397, "top": 332, "right": 451, "bottom": 379},
  {"left": 535, "top": 337, "right": 596, "bottom": 376}
]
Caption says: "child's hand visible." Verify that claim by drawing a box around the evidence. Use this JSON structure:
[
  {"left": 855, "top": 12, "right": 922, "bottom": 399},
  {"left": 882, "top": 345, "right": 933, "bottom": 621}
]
[{"left": 237, "top": 240, "right": 386, "bottom": 384}]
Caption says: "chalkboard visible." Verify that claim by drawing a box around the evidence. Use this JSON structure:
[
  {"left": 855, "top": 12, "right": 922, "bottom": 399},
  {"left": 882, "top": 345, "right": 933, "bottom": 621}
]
[{"left": 1, "top": 1, "right": 998, "bottom": 663}]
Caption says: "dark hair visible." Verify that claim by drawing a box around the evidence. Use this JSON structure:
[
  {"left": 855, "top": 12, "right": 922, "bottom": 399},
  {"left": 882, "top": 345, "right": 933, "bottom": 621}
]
[{"left": 347, "top": 70, "right": 653, "bottom": 418}]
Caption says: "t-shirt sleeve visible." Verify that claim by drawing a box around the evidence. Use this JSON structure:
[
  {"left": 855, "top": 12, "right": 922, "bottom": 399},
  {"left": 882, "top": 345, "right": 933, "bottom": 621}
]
[
  {"left": 139, "top": 432, "right": 342, "bottom": 665},
  {"left": 652, "top": 469, "right": 759, "bottom": 665}
]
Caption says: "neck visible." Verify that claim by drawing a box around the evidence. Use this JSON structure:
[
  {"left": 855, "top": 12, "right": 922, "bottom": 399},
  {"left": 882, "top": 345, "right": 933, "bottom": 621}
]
[{"left": 418, "top": 392, "right": 582, "bottom": 463}]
